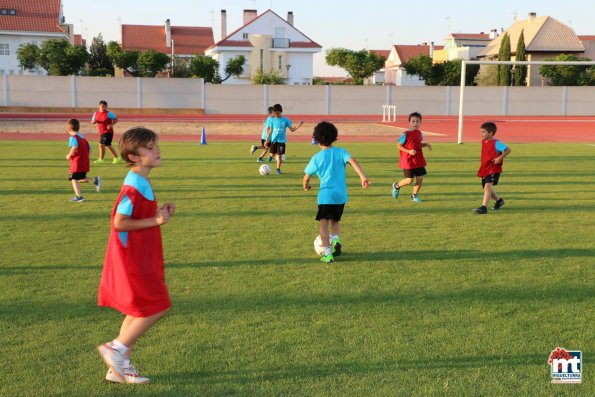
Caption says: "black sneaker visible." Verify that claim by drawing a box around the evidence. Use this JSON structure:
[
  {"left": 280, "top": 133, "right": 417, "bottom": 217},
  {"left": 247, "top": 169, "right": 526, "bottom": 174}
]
[
  {"left": 492, "top": 198, "right": 505, "bottom": 210},
  {"left": 473, "top": 206, "right": 487, "bottom": 214}
]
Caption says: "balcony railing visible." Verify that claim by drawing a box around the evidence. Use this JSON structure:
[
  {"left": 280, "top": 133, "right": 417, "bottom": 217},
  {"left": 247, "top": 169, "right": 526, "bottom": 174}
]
[{"left": 272, "top": 38, "right": 290, "bottom": 48}]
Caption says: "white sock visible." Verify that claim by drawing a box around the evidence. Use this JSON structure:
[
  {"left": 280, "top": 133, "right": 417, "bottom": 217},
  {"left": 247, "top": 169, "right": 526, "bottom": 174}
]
[
  {"left": 330, "top": 234, "right": 339, "bottom": 242},
  {"left": 111, "top": 339, "right": 129, "bottom": 354},
  {"left": 324, "top": 246, "right": 332, "bottom": 255}
]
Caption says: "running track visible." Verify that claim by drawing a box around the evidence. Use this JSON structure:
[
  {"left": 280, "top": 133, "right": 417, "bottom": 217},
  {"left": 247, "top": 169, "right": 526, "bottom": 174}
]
[{"left": 1, "top": 113, "right": 594, "bottom": 143}]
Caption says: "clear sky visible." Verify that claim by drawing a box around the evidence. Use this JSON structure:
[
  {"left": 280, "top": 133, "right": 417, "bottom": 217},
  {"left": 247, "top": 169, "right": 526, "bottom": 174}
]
[{"left": 62, "top": 0, "right": 594, "bottom": 76}]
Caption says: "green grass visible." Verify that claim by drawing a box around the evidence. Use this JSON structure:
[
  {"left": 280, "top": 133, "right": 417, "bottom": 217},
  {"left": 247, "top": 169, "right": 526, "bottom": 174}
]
[{"left": 0, "top": 139, "right": 593, "bottom": 396}]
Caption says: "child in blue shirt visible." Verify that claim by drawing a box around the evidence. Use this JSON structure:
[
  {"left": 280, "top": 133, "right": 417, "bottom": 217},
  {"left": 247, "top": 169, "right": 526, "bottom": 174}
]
[
  {"left": 304, "top": 121, "right": 370, "bottom": 263},
  {"left": 265, "top": 103, "right": 303, "bottom": 174},
  {"left": 250, "top": 106, "right": 275, "bottom": 162}
]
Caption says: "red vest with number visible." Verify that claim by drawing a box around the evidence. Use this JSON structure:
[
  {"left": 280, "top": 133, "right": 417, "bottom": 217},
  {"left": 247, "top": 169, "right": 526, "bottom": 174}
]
[
  {"left": 399, "top": 130, "right": 427, "bottom": 169},
  {"left": 70, "top": 134, "right": 90, "bottom": 173},
  {"left": 478, "top": 139, "right": 503, "bottom": 177}
]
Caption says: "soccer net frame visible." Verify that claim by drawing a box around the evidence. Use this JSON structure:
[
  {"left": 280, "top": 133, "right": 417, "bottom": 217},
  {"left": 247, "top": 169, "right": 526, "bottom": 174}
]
[{"left": 458, "top": 60, "right": 595, "bottom": 143}]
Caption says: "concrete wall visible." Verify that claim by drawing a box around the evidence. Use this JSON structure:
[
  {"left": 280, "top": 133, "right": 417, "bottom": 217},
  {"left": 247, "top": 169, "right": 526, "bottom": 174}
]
[{"left": 1, "top": 75, "right": 595, "bottom": 116}]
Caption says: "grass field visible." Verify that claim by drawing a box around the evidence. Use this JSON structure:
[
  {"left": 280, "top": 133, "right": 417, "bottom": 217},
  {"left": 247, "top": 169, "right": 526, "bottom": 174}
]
[{"left": 1, "top": 139, "right": 593, "bottom": 396}]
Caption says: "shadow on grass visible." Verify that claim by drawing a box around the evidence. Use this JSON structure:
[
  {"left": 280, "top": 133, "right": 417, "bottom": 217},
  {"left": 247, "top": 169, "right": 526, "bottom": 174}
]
[{"left": 167, "top": 353, "right": 545, "bottom": 387}]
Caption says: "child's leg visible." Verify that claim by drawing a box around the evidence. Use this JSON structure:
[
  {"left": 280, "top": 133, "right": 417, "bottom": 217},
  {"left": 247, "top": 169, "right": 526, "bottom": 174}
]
[
  {"left": 396, "top": 177, "right": 413, "bottom": 188},
  {"left": 490, "top": 188, "right": 500, "bottom": 202},
  {"left": 412, "top": 176, "right": 424, "bottom": 195},
  {"left": 319, "top": 219, "right": 330, "bottom": 248},
  {"left": 116, "top": 309, "right": 170, "bottom": 349},
  {"left": 71, "top": 179, "right": 82, "bottom": 196},
  {"left": 258, "top": 146, "right": 269, "bottom": 159},
  {"left": 106, "top": 145, "right": 119, "bottom": 158},
  {"left": 276, "top": 153, "right": 282, "bottom": 169},
  {"left": 482, "top": 183, "right": 494, "bottom": 206},
  {"left": 98, "top": 144, "right": 106, "bottom": 160},
  {"left": 329, "top": 219, "right": 340, "bottom": 238}
]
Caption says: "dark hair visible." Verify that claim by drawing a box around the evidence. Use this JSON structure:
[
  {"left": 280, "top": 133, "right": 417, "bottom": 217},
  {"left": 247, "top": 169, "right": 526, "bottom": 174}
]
[
  {"left": 267, "top": 106, "right": 274, "bottom": 114},
  {"left": 67, "top": 118, "right": 80, "bottom": 131},
  {"left": 313, "top": 121, "right": 338, "bottom": 146},
  {"left": 119, "top": 127, "right": 158, "bottom": 165},
  {"left": 408, "top": 111, "right": 422, "bottom": 121},
  {"left": 273, "top": 103, "right": 283, "bottom": 113},
  {"left": 480, "top": 122, "right": 497, "bottom": 134},
  {"left": 99, "top": 100, "right": 108, "bottom": 106}
]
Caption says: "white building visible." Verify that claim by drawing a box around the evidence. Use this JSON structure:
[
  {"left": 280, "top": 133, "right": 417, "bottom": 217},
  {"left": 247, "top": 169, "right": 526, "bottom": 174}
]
[
  {"left": 383, "top": 44, "right": 441, "bottom": 86},
  {"left": 0, "top": 0, "right": 75, "bottom": 76},
  {"left": 205, "top": 9, "right": 321, "bottom": 85}
]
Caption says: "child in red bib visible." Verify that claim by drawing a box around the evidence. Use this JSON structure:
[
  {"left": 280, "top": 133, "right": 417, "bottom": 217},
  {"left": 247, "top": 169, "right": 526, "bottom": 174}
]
[
  {"left": 392, "top": 112, "right": 432, "bottom": 203},
  {"left": 97, "top": 127, "right": 175, "bottom": 384},
  {"left": 65, "top": 118, "right": 101, "bottom": 202},
  {"left": 473, "top": 122, "right": 511, "bottom": 214}
]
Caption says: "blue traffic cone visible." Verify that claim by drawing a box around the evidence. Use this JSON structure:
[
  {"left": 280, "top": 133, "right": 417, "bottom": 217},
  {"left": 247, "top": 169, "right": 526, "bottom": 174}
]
[{"left": 200, "top": 126, "right": 207, "bottom": 145}]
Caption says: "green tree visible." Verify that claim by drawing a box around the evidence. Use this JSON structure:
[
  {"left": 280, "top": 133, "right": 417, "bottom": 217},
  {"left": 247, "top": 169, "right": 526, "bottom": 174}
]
[
  {"left": 88, "top": 34, "right": 113, "bottom": 76},
  {"left": 137, "top": 50, "right": 170, "bottom": 77},
  {"left": 540, "top": 54, "right": 595, "bottom": 86},
  {"left": 325, "top": 48, "right": 385, "bottom": 85},
  {"left": 497, "top": 33, "right": 511, "bottom": 86},
  {"left": 106, "top": 41, "right": 140, "bottom": 76},
  {"left": 514, "top": 30, "right": 527, "bottom": 86},
  {"left": 189, "top": 55, "right": 220, "bottom": 82},
  {"left": 220, "top": 55, "right": 246, "bottom": 82},
  {"left": 405, "top": 56, "right": 479, "bottom": 86},
  {"left": 251, "top": 68, "right": 285, "bottom": 84},
  {"left": 474, "top": 64, "right": 499, "bottom": 86},
  {"left": 37, "top": 39, "right": 89, "bottom": 75},
  {"left": 171, "top": 57, "right": 190, "bottom": 78},
  {"left": 16, "top": 43, "right": 40, "bottom": 71}
]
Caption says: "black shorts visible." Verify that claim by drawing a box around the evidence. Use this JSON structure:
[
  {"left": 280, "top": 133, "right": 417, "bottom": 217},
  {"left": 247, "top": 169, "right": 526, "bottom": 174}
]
[
  {"left": 69, "top": 172, "right": 87, "bottom": 181},
  {"left": 261, "top": 139, "right": 267, "bottom": 146},
  {"left": 315, "top": 204, "right": 345, "bottom": 221},
  {"left": 99, "top": 132, "right": 114, "bottom": 146},
  {"left": 403, "top": 167, "right": 427, "bottom": 178},
  {"left": 270, "top": 142, "right": 286, "bottom": 155},
  {"left": 482, "top": 173, "right": 500, "bottom": 188}
]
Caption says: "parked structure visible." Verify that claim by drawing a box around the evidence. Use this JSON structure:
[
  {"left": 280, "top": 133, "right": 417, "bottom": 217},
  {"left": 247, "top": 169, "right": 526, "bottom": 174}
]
[
  {"left": 0, "top": 0, "right": 77, "bottom": 76},
  {"left": 205, "top": 9, "right": 321, "bottom": 85}
]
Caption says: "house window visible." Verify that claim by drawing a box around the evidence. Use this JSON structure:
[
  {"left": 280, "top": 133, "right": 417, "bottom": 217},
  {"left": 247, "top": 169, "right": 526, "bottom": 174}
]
[
  {"left": 242, "top": 33, "right": 249, "bottom": 39},
  {"left": 259, "top": 49, "right": 263, "bottom": 71},
  {"left": 0, "top": 43, "right": 10, "bottom": 55},
  {"left": 278, "top": 55, "right": 282, "bottom": 70}
]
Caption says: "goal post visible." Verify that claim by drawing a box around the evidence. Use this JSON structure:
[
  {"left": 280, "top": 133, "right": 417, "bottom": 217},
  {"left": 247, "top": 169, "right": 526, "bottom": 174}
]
[{"left": 458, "top": 60, "right": 595, "bottom": 144}]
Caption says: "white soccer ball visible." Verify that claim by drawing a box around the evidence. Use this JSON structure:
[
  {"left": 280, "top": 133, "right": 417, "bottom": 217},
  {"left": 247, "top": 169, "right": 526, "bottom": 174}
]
[
  {"left": 313, "top": 235, "right": 326, "bottom": 256},
  {"left": 259, "top": 164, "right": 271, "bottom": 175}
]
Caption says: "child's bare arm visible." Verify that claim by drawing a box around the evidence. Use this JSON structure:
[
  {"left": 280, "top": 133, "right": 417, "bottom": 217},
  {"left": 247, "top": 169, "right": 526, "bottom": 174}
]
[
  {"left": 66, "top": 147, "right": 76, "bottom": 160},
  {"left": 348, "top": 157, "right": 371, "bottom": 188},
  {"left": 289, "top": 121, "right": 304, "bottom": 132},
  {"left": 113, "top": 204, "right": 175, "bottom": 231},
  {"left": 303, "top": 174, "right": 312, "bottom": 191},
  {"left": 422, "top": 142, "right": 432, "bottom": 150},
  {"left": 493, "top": 147, "right": 511, "bottom": 164},
  {"left": 397, "top": 142, "right": 416, "bottom": 156}
]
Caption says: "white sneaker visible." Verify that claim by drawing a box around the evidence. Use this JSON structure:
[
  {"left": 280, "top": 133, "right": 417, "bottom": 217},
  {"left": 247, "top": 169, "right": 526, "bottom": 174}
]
[
  {"left": 106, "top": 364, "right": 151, "bottom": 384},
  {"left": 97, "top": 343, "right": 127, "bottom": 382}
]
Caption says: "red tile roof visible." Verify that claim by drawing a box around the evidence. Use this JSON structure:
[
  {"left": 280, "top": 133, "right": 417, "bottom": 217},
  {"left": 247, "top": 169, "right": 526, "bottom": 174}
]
[
  {"left": 450, "top": 33, "right": 490, "bottom": 39},
  {"left": 122, "top": 24, "right": 214, "bottom": 56},
  {"left": 73, "top": 34, "right": 86, "bottom": 47},
  {"left": 0, "top": 0, "right": 64, "bottom": 33},
  {"left": 370, "top": 49, "right": 390, "bottom": 59},
  {"left": 394, "top": 45, "right": 432, "bottom": 64},
  {"left": 578, "top": 35, "right": 595, "bottom": 41}
]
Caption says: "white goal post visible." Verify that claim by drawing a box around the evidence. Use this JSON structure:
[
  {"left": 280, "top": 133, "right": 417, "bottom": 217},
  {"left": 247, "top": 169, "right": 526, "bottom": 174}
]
[{"left": 458, "top": 60, "right": 595, "bottom": 144}]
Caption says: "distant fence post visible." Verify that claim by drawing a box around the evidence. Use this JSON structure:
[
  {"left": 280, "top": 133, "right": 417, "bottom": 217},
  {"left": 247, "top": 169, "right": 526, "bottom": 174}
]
[
  {"left": 385, "top": 84, "right": 391, "bottom": 107},
  {"left": 445, "top": 86, "right": 451, "bottom": 116},
  {"left": 2, "top": 74, "right": 8, "bottom": 107},
  {"left": 71, "top": 75, "right": 77, "bottom": 108},
  {"left": 136, "top": 78, "right": 142, "bottom": 109},
  {"left": 325, "top": 85, "right": 331, "bottom": 115},
  {"left": 562, "top": 86, "right": 568, "bottom": 116},
  {"left": 200, "top": 78, "right": 205, "bottom": 111},
  {"left": 502, "top": 86, "right": 509, "bottom": 115}
]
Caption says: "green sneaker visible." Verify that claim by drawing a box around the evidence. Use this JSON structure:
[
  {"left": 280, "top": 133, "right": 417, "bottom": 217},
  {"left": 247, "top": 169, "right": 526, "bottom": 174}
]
[
  {"left": 112, "top": 157, "right": 124, "bottom": 164},
  {"left": 94, "top": 159, "right": 106, "bottom": 164},
  {"left": 331, "top": 238, "right": 342, "bottom": 257},
  {"left": 320, "top": 253, "right": 334, "bottom": 263}
]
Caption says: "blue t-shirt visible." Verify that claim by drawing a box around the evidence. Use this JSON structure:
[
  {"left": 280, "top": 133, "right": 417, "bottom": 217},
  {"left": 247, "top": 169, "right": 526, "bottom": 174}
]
[
  {"left": 68, "top": 132, "right": 86, "bottom": 148},
  {"left": 261, "top": 116, "right": 273, "bottom": 140},
  {"left": 304, "top": 147, "right": 352, "bottom": 205},
  {"left": 494, "top": 140, "right": 508, "bottom": 153},
  {"left": 269, "top": 116, "right": 293, "bottom": 143}
]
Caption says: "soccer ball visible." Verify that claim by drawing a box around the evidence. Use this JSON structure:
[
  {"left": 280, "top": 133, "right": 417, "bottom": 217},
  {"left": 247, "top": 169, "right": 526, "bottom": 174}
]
[
  {"left": 313, "top": 235, "right": 326, "bottom": 256},
  {"left": 259, "top": 164, "right": 271, "bottom": 175}
]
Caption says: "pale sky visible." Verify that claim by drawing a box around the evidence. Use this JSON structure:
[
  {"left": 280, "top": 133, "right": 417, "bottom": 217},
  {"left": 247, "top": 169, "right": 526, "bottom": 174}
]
[{"left": 62, "top": 0, "right": 594, "bottom": 76}]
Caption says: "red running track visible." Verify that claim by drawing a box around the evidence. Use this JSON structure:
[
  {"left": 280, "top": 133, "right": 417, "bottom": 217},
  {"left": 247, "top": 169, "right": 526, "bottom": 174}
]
[{"left": 1, "top": 114, "right": 594, "bottom": 143}]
